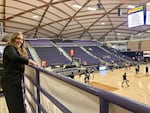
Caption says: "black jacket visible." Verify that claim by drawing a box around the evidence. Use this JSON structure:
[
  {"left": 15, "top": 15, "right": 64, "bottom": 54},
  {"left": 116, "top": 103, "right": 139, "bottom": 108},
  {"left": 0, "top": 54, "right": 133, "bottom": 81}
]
[{"left": 1, "top": 45, "right": 29, "bottom": 83}]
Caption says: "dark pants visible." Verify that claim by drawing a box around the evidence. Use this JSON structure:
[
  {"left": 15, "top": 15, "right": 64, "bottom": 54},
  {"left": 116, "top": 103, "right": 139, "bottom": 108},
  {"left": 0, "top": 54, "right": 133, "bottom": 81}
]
[
  {"left": 1, "top": 81, "right": 25, "bottom": 113},
  {"left": 0, "top": 67, "right": 3, "bottom": 93}
]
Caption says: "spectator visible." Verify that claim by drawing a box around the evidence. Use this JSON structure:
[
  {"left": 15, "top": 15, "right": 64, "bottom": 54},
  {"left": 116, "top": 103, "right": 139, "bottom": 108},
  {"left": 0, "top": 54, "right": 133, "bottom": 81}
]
[{"left": 1, "top": 31, "right": 37, "bottom": 113}]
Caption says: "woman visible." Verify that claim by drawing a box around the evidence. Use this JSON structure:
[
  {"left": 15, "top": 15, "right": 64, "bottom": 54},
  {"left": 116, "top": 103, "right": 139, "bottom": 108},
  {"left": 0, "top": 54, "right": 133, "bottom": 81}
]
[{"left": 1, "top": 32, "right": 37, "bottom": 113}]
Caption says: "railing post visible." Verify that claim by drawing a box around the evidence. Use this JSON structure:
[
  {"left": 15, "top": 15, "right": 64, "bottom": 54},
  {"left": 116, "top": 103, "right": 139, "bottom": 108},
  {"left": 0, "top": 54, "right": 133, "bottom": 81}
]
[
  {"left": 36, "top": 69, "right": 41, "bottom": 113},
  {"left": 100, "top": 98, "right": 108, "bottom": 113}
]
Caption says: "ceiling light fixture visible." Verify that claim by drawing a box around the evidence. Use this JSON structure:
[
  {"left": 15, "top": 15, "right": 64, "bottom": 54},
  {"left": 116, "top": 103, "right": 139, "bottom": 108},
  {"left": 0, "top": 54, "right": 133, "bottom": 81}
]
[
  {"left": 87, "top": 7, "right": 97, "bottom": 11},
  {"left": 117, "top": 33, "right": 121, "bottom": 35},
  {"left": 101, "top": 22, "right": 105, "bottom": 25},
  {"left": 127, "top": 5, "right": 135, "bottom": 9},
  {"left": 147, "top": 2, "right": 150, "bottom": 5},
  {"left": 72, "top": 4, "right": 82, "bottom": 9},
  {"left": 32, "top": 15, "right": 39, "bottom": 19}
]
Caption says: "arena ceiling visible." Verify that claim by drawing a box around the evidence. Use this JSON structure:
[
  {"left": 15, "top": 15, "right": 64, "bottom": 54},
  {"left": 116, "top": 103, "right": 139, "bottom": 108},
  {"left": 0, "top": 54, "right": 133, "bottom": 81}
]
[{"left": 0, "top": 0, "right": 150, "bottom": 43}]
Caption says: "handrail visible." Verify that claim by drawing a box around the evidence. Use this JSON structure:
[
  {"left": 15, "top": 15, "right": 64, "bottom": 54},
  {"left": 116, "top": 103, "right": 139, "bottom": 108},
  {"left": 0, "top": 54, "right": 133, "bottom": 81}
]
[
  {"left": 24, "top": 65, "right": 150, "bottom": 113},
  {"left": 25, "top": 74, "right": 72, "bottom": 113}
]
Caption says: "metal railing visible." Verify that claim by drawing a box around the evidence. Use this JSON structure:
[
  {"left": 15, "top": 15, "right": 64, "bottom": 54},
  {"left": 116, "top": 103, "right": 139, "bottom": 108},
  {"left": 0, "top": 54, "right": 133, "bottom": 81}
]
[{"left": 24, "top": 65, "right": 150, "bottom": 113}]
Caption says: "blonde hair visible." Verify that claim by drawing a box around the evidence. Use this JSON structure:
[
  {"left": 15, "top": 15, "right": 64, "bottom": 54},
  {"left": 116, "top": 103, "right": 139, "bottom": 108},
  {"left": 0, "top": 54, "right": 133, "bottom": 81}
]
[{"left": 7, "top": 31, "right": 28, "bottom": 58}]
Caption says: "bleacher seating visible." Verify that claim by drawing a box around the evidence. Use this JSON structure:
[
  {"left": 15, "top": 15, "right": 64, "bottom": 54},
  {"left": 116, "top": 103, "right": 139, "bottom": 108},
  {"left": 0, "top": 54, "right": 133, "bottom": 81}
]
[
  {"left": 84, "top": 46, "right": 124, "bottom": 66},
  {"left": 27, "top": 39, "right": 53, "bottom": 47},
  {"left": 102, "top": 45, "right": 133, "bottom": 62},
  {"left": 26, "top": 39, "right": 134, "bottom": 68},
  {"left": 73, "top": 40, "right": 100, "bottom": 46},
  {"left": 34, "top": 47, "right": 70, "bottom": 66},
  {"left": 62, "top": 47, "right": 100, "bottom": 66},
  {"left": 26, "top": 48, "right": 33, "bottom": 59}
]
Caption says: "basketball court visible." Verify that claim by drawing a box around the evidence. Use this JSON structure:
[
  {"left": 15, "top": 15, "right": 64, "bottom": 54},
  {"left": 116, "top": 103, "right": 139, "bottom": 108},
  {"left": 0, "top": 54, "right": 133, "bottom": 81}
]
[{"left": 75, "top": 63, "right": 150, "bottom": 105}]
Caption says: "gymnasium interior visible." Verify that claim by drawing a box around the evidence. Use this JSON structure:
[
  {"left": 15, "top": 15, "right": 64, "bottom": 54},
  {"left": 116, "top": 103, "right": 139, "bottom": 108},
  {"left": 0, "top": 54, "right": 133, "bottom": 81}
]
[{"left": 0, "top": 0, "right": 150, "bottom": 113}]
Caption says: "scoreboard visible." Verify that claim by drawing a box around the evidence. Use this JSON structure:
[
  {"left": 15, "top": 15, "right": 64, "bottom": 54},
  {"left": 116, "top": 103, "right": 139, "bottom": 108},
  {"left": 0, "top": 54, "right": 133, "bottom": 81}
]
[
  {"left": 146, "top": 3, "right": 150, "bottom": 25},
  {"left": 128, "top": 3, "right": 150, "bottom": 28},
  {"left": 128, "top": 5, "right": 145, "bottom": 28}
]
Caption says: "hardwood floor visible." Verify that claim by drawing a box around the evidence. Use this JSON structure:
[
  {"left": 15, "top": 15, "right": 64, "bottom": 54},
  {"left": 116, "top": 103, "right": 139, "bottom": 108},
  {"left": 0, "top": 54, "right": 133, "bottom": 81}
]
[
  {"left": 75, "top": 63, "right": 150, "bottom": 105},
  {"left": 0, "top": 93, "right": 8, "bottom": 113},
  {"left": 0, "top": 63, "right": 150, "bottom": 113}
]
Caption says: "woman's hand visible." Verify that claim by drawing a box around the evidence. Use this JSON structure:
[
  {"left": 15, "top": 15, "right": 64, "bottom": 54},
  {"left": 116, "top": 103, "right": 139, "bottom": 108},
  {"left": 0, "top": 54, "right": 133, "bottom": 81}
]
[{"left": 28, "top": 59, "right": 38, "bottom": 66}]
